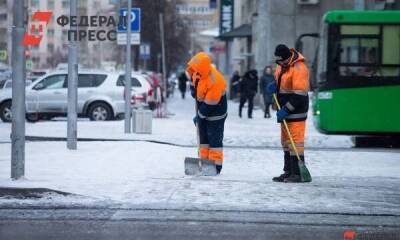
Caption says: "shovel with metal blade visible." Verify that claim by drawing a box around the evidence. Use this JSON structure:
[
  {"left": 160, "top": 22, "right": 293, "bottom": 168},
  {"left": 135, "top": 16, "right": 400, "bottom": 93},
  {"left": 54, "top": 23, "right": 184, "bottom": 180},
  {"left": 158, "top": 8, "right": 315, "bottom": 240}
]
[{"left": 184, "top": 76, "right": 217, "bottom": 176}]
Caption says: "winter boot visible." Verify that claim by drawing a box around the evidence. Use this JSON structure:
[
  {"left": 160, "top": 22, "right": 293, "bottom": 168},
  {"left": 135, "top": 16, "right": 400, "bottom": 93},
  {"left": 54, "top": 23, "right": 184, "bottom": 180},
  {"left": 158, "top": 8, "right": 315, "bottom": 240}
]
[
  {"left": 284, "top": 155, "right": 302, "bottom": 183},
  {"left": 272, "top": 151, "right": 291, "bottom": 182},
  {"left": 216, "top": 165, "right": 222, "bottom": 174}
]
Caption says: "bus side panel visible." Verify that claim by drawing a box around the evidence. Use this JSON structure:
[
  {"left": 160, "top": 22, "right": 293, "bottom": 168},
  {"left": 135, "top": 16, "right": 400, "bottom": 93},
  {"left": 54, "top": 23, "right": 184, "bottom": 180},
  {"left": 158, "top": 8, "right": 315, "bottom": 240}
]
[
  {"left": 323, "top": 86, "right": 400, "bottom": 134},
  {"left": 313, "top": 91, "right": 334, "bottom": 133}
]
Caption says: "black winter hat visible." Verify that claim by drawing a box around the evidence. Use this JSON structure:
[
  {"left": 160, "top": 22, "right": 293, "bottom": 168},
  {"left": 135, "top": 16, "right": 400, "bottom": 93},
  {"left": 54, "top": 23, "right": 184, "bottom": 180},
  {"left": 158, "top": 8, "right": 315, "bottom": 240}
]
[{"left": 274, "top": 44, "right": 291, "bottom": 60}]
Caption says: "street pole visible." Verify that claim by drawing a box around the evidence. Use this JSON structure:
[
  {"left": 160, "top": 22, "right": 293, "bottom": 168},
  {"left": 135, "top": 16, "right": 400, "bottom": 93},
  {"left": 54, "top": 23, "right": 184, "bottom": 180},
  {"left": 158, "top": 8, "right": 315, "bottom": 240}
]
[
  {"left": 124, "top": 0, "right": 132, "bottom": 133},
  {"left": 11, "top": 0, "right": 26, "bottom": 179},
  {"left": 67, "top": 0, "right": 78, "bottom": 150},
  {"left": 159, "top": 12, "right": 167, "bottom": 115}
]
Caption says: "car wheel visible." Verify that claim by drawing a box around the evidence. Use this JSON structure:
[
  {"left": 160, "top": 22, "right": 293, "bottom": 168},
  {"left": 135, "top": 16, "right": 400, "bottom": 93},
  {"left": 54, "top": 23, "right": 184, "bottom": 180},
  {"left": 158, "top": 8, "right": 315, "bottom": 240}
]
[
  {"left": 0, "top": 101, "right": 12, "bottom": 122},
  {"left": 88, "top": 102, "right": 112, "bottom": 121},
  {"left": 40, "top": 114, "right": 53, "bottom": 121},
  {"left": 26, "top": 113, "right": 39, "bottom": 122}
]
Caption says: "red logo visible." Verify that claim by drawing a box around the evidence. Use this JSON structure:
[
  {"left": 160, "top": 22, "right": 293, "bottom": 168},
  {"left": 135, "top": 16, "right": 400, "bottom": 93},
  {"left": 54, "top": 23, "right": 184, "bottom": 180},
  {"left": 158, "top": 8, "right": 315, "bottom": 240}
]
[
  {"left": 22, "top": 11, "right": 53, "bottom": 46},
  {"left": 344, "top": 230, "right": 357, "bottom": 240}
]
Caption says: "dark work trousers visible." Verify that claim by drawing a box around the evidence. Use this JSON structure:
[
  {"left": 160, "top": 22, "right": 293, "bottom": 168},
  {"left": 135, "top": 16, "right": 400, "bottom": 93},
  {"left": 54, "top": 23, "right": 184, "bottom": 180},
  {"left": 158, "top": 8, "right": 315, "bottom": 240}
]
[
  {"left": 239, "top": 94, "right": 254, "bottom": 118},
  {"left": 263, "top": 94, "right": 272, "bottom": 117},
  {"left": 197, "top": 117, "right": 226, "bottom": 166}
]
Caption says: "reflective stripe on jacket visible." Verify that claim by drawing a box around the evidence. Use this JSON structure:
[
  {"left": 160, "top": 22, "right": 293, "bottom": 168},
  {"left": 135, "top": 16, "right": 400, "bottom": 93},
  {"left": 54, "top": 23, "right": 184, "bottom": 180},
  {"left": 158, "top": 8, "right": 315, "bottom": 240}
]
[
  {"left": 187, "top": 52, "right": 227, "bottom": 121},
  {"left": 275, "top": 49, "right": 309, "bottom": 122}
]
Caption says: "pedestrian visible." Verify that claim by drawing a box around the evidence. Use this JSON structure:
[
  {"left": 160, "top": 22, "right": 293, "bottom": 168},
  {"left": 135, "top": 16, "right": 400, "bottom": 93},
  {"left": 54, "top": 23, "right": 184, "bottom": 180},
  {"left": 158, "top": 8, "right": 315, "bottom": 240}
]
[
  {"left": 229, "top": 70, "right": 241, "bottom": 99},
  {"left": 260, "top": 66, "right": 274, "bottom": 118},
  {"left": 178, "top": 71, "right": 188, "bottom": 99},
  {"left": 238, "top": 69, "right": 258, "bottom": 118},
  {"left": 267, "top": 44, "right": 310, "bottom": 183},
  {"left": 187, "top": 52, "right": 227, "bottom": 174}
]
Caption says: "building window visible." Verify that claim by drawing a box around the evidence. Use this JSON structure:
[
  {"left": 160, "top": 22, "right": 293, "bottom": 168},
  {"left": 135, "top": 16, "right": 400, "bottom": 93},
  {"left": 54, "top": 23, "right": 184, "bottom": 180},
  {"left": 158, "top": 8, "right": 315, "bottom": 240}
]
[
  {"left": 62, "top": 0, "right": 69, "bottom": 8},
  {"left": 176, "top": 4, "right": 212, "bottom": 15},
  {"left": 62, "top": 29, "right": 68, "bottom": 40},
  {"left": 48, "top": 0, "right": 54, "bottom": 9},
  {"left": 48, "top": 43, "right": 54, "bottom": 53},
  {"left": 47, "top": 29, "right": 54, "bottom": 37},
  {"left": 31, "top": 0, "right": 39, "bottom": 8},
  {"left": 0, "top": 13, "right": 6, "bottom": 21}
]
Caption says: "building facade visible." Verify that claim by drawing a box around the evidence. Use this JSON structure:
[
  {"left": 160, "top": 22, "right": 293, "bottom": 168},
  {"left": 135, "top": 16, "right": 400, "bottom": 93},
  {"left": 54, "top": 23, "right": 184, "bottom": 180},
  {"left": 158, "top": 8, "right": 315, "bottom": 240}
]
[
  {"left": 220, "top": 0, "right": 400, "bottom": 78},
  {"left": 176, "top": 0, "right": 219, "bottom": 55},
  {"left": 0, "top": 0, "right": 14, "bottom": 66},
  {"left": 0, "top": 0, "right": 119, "bottom": 70}
]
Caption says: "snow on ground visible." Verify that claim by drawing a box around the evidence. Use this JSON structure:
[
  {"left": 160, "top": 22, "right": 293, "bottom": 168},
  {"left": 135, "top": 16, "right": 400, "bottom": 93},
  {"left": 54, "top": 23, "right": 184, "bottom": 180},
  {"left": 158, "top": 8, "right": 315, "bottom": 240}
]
[
  {"left": 0, "top": 93, "right": 353, "bottom": 148},
  {"left": 0, "top": 93, "right": 399, "bottom": 214},
  {"left": 0, "top": 141, "right": 399, "bottom": 214}
]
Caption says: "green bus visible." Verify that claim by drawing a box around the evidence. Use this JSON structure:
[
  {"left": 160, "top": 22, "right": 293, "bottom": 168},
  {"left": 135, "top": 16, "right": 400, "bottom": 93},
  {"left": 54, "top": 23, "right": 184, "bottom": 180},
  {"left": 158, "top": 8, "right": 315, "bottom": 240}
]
[{"left": 311, "top": 10, "right": 400, "bottom": 146}]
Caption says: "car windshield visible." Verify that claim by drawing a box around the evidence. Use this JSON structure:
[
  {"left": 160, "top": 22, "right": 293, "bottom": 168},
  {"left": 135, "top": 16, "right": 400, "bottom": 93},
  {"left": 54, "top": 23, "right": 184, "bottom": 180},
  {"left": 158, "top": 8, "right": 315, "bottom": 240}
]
[
  {"left": 0, "top": 80, "right": 5, "bottom": 89},
  {"left": 116, "top": 75, "right": 142, "bottom": 87}
]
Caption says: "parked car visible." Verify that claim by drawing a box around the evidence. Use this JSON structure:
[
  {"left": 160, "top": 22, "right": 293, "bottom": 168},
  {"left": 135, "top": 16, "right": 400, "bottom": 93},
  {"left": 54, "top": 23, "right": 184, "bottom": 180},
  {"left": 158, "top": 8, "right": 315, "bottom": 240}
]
[
  {"left": 0, "top": 70, "right": 151, "bottom": 122},
  {"left": 0, "top": 70, "right": 11, "bottom": 81},
  {"left": 27, "top": 69, "right": 50, "bottom": 82},
  {"left": 142, "top": 71, "right": 163, "bottom": 110},
  {"left": 0, "top": 79, "right": 32, "bottom": 90}
]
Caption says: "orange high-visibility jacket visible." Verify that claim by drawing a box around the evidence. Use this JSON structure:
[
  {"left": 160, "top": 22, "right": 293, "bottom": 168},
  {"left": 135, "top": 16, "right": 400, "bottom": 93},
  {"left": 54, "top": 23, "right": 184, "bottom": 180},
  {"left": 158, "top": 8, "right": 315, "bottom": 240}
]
[
  {"left": 274, "top": 49, "right": 309, "bottom": 122},
  {"left": 186, "top": 52, "right": 227, "bottom": 121}
]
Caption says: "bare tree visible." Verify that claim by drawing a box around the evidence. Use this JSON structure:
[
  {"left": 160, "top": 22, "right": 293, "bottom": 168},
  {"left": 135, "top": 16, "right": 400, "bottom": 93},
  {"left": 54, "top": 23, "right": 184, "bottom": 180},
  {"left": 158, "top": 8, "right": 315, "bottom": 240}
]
[{"left": 115, "top": 0, "right": 190, "bottom": 74}]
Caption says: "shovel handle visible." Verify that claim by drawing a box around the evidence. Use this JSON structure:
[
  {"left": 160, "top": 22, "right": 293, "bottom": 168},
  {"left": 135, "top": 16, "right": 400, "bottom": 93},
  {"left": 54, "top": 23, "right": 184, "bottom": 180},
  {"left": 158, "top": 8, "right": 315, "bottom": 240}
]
[{"left": 273, "top": 94, "right": 302, "bottom": 162}]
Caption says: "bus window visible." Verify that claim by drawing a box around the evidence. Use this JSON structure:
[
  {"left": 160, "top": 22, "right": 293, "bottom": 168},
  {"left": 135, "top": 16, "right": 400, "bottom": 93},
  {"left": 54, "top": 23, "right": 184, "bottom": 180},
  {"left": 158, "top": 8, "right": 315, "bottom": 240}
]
[
  {"left": 317, "top": 21, "right": 328, "bottom": 84},
  {"left": 381, "top": 25, "right": 400, "bottom": 77},
  {"left": 340, "top": 25, "right": 379, "bottom": 35},
  {"left": 338, "top": 38, "right": 379, "bottom": 77},
  {"left": 340, "top": 38, "right": 359, "bottom": 64},
  {"left": 335, "top": 24, "right": 400, "bottom": 78}
]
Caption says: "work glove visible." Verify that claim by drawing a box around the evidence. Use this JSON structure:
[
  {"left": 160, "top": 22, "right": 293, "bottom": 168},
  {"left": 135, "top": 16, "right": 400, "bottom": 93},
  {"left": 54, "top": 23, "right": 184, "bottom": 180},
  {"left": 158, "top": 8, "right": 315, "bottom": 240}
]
[
  {"left": 193, "top": 115, "right": 199, "bottom": 126},
  {"left": 276, "top": 107, "right": 289, "bottom": 123},
  {"left": 267, "top": 82, "right": 277, "bottom": 95}
]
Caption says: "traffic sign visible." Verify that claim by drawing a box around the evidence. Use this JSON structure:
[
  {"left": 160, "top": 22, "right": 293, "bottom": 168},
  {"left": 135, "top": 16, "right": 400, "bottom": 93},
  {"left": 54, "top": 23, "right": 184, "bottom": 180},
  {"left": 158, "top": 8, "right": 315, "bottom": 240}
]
[
  {"left": 117, "top": 33, "right": 140, "bottom": 45},
  {"left": 139, "top": 43, "right": 150, "bottom": 60},
  {"left": 117, "top": 8, "right": 141, "bottom": 33}
]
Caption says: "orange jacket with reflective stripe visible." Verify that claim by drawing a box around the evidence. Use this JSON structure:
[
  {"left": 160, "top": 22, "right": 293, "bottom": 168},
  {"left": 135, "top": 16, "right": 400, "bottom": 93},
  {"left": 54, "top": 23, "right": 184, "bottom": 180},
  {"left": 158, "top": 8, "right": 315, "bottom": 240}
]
[
  {"left": 186, "top": 52, "right": 227, "bottom": 121},
  {"left": 274, "top": 49, "right": 309, "bottom": 122}
]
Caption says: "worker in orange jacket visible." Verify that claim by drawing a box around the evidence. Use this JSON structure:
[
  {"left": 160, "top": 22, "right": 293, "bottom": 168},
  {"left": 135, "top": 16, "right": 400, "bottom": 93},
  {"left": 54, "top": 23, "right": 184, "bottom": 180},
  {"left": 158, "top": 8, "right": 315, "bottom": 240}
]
[
  {"left": 186, "top": 52, "right": 228, "bottom": 174},
  {"left": 267, "top": 44, "right": 310, "bottom": 183}
]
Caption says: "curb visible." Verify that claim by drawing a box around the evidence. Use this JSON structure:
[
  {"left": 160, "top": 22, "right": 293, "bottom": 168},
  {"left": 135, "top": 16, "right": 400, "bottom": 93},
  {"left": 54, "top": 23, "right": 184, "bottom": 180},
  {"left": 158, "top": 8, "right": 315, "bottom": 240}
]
[{"left": 0, "top": 187, "right": 74, "bottom": 199}]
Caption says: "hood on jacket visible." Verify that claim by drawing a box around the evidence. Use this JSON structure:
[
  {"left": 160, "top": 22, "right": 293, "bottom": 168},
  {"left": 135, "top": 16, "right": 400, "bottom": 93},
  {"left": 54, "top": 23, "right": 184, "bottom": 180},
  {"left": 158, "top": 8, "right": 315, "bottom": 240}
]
[
  {"left": 288, "top": 49, "right": 305, "bottom": 66},
  {"left": 187, "top": 52, "right": 212, "bottom": 79}
]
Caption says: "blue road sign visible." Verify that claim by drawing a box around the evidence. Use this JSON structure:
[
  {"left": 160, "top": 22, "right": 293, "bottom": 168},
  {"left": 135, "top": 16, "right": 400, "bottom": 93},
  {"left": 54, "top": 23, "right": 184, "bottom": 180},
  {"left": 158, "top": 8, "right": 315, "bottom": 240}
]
[
  {"left": 117, "top": 8, "right": 141, "bottom": 33},
  {"left": 139, "top": 43, "right": 150, "bottom": 60}
]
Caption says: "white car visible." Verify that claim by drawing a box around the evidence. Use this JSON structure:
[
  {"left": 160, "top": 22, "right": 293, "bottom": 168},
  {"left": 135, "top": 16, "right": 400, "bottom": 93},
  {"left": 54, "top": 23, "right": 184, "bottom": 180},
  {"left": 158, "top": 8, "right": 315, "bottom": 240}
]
[
  {"left": 0, "top": 79, "right": 33, "bottom": 90},
  {"left": 0, "top": 70, "right": 151, "bottom": 122}
]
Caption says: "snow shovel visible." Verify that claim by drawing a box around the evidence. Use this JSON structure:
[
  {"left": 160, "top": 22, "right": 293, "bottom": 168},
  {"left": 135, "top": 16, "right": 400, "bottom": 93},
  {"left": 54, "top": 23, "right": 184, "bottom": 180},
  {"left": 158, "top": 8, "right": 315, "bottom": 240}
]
[
  {"left": 184, "top": 77, "right": 217, "bottom": 176},
  {"left": 273, "top": 94, "right": 312, "bottom": 182}
]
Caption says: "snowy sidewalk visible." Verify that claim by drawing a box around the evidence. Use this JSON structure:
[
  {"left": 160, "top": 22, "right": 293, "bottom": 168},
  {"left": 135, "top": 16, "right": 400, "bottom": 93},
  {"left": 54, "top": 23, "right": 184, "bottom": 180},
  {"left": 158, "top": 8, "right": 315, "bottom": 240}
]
[
  {"left": 0, "top": 94, "right": 399, "bottom": 215},
  {"left": 0, "top": 140, "right": 399, "bottom": 215},
  {"left": 0, "top": 94, "right": 353, "bottom": 148}
]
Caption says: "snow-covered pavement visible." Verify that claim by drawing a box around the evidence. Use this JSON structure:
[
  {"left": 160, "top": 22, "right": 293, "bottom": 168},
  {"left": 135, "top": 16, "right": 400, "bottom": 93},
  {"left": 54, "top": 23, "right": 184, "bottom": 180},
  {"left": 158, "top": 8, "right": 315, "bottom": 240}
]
[
  {"left": 0, "top": 93, "right": 353, "bottom": 148},
  {"left": 0, "top": 94, "right": 399, "bottom": 215}
]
